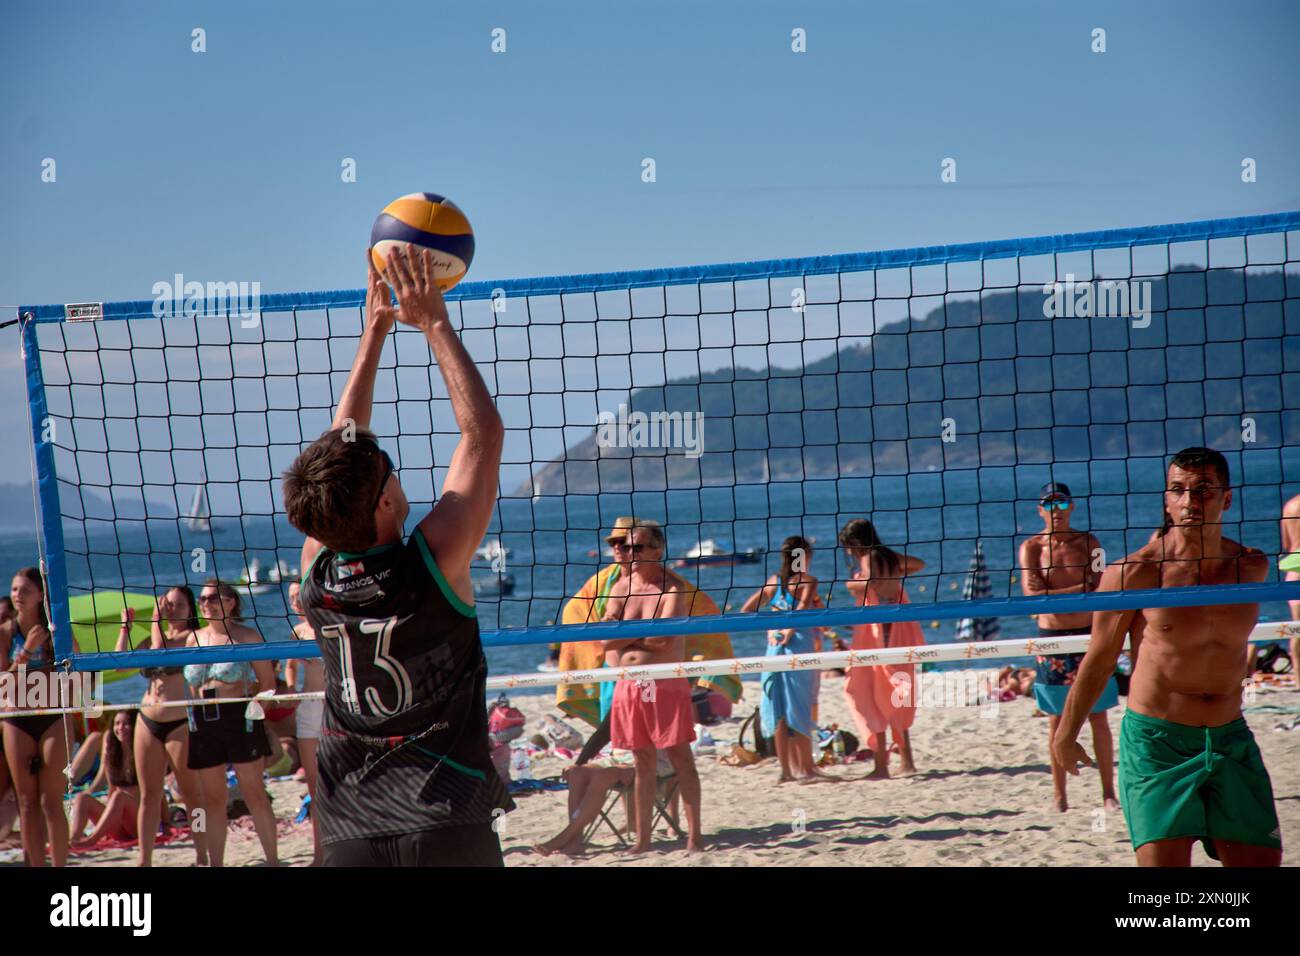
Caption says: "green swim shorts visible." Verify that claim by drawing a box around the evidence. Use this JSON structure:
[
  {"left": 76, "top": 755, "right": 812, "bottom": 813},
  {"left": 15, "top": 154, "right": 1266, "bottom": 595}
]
[{"left": 1118, "top": 709, "right": 1282, "bottom": 856}]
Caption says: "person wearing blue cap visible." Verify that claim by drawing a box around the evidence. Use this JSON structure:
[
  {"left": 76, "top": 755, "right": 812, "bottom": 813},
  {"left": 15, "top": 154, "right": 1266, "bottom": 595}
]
[{"left": 1018, "top": 482, "right": 1119, "bottom": 813}]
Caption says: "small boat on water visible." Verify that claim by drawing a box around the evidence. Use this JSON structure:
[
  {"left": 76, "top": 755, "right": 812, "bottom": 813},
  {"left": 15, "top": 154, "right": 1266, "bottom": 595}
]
[
  {"left": 266, "top": 559, "right": 299, "bottom": 584},
  {"left": 472, "top": 572, "right": 516, "bottom": 597},
  {"left": 474, "top": 538, "right": 511, "bottom": 563},
  {"left": 183, "top": 474, "right": 214, "bottom": 532},
  {"left": 236, "top": 559, "right": 277, "bottom": 595},
  {"left": 673, "top": 539, "right": 764, "bottom": 568}
]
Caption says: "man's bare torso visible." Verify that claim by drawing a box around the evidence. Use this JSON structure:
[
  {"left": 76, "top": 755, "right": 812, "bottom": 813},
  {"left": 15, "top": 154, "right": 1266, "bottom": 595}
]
[
  {"left": 1025, "top": 530, "right": 1098, "bottom": 631},
  {"left": 1123, "top": 535, "right": 1266, "bottom": 725},
  {"left": 602, "top": 571, "right": 689, "bottom": 667}
]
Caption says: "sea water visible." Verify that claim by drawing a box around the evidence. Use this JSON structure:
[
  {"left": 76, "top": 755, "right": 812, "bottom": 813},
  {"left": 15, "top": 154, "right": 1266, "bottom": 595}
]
[{"left": 3, "top": 446, "right": 1296, "bottom": 706}]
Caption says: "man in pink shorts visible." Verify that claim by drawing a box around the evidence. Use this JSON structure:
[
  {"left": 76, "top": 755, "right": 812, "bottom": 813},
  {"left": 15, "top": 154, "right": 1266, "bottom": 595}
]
[{"left": 602, "top": 521, "right": 703, "bottom": 853}]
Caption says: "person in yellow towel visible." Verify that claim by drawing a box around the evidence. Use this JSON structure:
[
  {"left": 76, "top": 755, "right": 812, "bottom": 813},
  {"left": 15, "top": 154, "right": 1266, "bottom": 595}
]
[{"left": 557, "top": 518, "right": 742, "bottom": 753}]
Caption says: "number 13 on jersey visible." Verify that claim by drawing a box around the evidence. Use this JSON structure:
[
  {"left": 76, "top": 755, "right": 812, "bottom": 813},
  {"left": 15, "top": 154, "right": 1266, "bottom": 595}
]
[{"left": 317, "top": 616, "right": 415, "bottom": 717}]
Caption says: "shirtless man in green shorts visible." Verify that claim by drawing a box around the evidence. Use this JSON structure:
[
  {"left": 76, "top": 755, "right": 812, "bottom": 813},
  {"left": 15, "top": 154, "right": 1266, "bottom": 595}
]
[{"left": 1052, "top": 447, "right": 1282, "bottom": 866}]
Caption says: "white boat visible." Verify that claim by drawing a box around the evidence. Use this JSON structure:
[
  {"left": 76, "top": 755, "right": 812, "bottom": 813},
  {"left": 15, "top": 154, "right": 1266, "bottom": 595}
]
[
  {"left": 474, "top": 539, "right": 511, "bottom": 563},
  {"left": 685, "top": 539, "right": 729, "bottom": 559},
  {"left": 183, "top": 475, "right": 211, "bottom": 532},
  {"left": 236, "top": 559, "right": 276, "bottom": 595},
  {"left": 675, "top": 539, "right": 763, "bottom": 568},
  {"left": 266, "top": 559, "right": 299, "bottom": 584}
]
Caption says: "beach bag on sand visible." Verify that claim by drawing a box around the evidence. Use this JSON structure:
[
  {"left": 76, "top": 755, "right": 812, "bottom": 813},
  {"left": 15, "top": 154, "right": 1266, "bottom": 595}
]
[{"left": 488, "top": 695, "right": 526, "bottom": 747}]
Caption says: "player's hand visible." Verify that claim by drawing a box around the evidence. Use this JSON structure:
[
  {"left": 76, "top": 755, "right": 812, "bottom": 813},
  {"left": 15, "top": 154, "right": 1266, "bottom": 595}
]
[
  {"left": 385, "top": 246, "right": 449, "bottom": 332},
  {"left": 122, "top": 607, "right": 136, "bottom": 626},
  {"left": 1052, "top": 735, "right": 1094, "bottom": 776},
  {"left": 365, "top": 251, "right": 398, "bottom": 334}
]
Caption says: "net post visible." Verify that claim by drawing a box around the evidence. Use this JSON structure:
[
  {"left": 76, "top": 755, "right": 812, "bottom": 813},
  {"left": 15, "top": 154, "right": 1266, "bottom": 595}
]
[{"left": 19, "top": 312, "right": 73, "bottom": 665}]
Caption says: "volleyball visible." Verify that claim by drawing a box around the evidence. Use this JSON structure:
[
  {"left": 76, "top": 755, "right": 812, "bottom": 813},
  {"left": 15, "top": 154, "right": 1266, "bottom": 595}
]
[{"left": 369, "top": 192, "right": 475, "bottom": 291}]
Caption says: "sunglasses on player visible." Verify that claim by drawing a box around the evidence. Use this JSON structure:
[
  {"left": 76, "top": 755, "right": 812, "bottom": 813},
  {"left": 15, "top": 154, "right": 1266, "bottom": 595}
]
[{"left": 371, "top": 449, "right": 395, "bottom": 510}]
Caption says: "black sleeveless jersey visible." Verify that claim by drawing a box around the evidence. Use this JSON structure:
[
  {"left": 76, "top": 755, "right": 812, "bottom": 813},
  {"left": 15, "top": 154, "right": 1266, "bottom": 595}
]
[{"left": 299, "top": 532, "right": 512, "bottom": 844}]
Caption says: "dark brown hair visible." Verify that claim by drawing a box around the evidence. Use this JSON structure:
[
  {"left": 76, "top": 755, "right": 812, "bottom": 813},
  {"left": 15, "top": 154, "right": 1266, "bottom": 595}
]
[
  {"left": 14, "top": 567, "right": 48, "bottom": 629},
  {"left": 838, "top": 518, "right": 903, "bottom": 578},
  {"left": 1158, "top": 446, "right": 1231, "bottom": 537},
  {"left": 283, "top": 427, "right": 389, "bottom": 552},
  {"left": 779, "top": 536, "right": 812, "bottom": 593},
  {"left": 168, "top": 585, "right": 202, "bottom": 633},
  {"left": 105, "top": 709, "right": 139, "bottom": 788}
]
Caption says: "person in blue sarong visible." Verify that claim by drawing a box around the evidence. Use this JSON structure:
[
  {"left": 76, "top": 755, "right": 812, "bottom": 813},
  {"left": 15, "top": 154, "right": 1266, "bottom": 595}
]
[{"left": 740, "top": 536, "right": 833, "bottom": 782}]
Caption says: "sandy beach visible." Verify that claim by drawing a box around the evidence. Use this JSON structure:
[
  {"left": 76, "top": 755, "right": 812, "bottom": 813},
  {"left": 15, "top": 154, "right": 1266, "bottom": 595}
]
[{"left": 14, "top": 669, "right": 1295, "bottom": 868}]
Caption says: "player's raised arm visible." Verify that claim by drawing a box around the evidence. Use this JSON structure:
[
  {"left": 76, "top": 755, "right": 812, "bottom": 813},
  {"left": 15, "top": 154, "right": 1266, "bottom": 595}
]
[
  {"left": 387, "top": 247, "right": 505, "bottom": 594},
  {"left": 297, "top": 254, "right": 399, "bottom": 574}
]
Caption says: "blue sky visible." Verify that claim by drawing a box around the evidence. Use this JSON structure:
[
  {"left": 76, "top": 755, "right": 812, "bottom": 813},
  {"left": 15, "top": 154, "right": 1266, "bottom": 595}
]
[{"left": 1, "top": 0, "right": 1298, "bottom": 512}]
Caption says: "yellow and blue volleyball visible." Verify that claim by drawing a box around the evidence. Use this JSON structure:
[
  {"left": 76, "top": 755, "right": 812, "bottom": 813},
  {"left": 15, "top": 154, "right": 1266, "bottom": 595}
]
[{"left": 369, "top": 192, "right": 475, "bottom": 291}]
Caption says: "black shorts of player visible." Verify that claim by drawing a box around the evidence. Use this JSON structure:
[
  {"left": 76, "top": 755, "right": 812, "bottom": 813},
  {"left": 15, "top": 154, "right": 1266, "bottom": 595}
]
[
  {"left": 323, "top": 822, "right": 504, "bottom": 867},
  {"left": 186, "top": 700, "right": 272, "bottom": 770}
]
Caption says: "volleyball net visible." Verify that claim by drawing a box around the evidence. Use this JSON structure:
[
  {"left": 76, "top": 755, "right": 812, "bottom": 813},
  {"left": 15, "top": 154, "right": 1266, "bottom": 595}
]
[{"left": 14, "top": 210, "right": 1300, "bottom": 677}]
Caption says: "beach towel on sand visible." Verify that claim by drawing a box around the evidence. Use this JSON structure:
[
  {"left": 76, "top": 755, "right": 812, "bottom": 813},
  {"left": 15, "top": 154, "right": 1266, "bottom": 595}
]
[
  {"left": 843, "top": 588, "right": 923, "bottom": 748},
  {"left": 759, "top": 585, "right": 818, "bottom": 738}
]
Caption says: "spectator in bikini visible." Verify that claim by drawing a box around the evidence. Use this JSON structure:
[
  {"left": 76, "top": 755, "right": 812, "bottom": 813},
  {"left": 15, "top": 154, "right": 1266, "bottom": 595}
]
[
  {"left": 117, "top": 587, "right": 208, "bottom": 865},
  {"left": 184, "top": 579, "right": 278, "bottom": 866},
  {"left": 69, "top": 709, "right": 141, "bottom": 847},
  {"left": 286, "top": 581, "right": 324, "bottom": 865},
  {"left": 0, "top": 597, "right": 16, "bottom": 853},
  {"left": 740, "top": 535, "right": 832, "bottom": 783},
  {"left": 2, "top": 567, "right": 72, "bottom": 866},
  {"left": 840, "top": 520, "right": 924, "bottom": 779}
]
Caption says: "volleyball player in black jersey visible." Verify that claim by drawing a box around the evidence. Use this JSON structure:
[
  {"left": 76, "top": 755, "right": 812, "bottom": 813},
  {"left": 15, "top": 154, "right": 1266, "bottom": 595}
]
[{"left": 283, "top": 247, "right": 511, "bottom": 866}]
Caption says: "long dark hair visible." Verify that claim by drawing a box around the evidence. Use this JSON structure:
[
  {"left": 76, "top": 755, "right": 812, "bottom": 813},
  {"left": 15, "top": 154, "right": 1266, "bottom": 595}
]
[
  {"left": 779, "top": 536, "right": 813, "bottom": 592},
  {"left": 838, "top": 519, "right": 903, "bottom": 578},
  {"left": 167, "top": 585, "right": 202, "bottom": 633},
  {"left": 15, "top": 567, "right": 49, "bottom": 628},
  {"left": 105, "top": 710, "right": 138, "bottom": 788}
]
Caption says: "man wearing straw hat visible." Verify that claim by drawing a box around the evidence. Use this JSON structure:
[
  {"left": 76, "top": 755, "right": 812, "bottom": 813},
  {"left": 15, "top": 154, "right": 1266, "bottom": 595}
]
[
  {"left": 556, "top": 516, "right": 644, "bottom": 732},
  {"left": 560, "top": 516, "right": 742, "bottom": 757}
]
